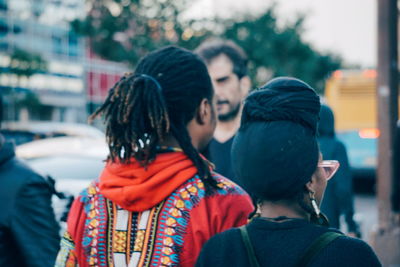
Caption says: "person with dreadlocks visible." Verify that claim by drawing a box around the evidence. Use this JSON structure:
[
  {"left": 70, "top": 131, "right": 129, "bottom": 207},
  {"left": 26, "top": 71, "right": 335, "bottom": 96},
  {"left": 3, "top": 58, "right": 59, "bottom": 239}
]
[
  {"left": 196, "top": 77, "right": 381, "bottom": 267},
  {"left": 55, "top": 46, "right": 253, "bottom": 267}
]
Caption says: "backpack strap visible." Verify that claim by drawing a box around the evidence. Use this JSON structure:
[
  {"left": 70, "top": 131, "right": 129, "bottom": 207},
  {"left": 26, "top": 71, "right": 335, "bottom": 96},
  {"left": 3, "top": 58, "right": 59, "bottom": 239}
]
[
  {"left": 296, "top": 231, "right": 343, "bottom": 267},
  {"left": 239, "top": 225, "right": 261, "bottom": 267}
]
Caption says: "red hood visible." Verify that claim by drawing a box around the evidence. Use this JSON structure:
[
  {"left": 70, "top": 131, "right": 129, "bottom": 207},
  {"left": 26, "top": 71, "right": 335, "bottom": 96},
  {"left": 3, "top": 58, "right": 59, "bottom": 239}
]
[{"left": 99, "top": 152, "right": 198, "bottom": 212}]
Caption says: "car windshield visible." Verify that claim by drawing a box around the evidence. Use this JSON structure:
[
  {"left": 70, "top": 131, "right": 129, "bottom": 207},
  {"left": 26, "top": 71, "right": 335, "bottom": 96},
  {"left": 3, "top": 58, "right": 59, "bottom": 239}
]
[
  {"left": 0, "top": 130, "right": 65, "bottom": 145},
  {"left": 26, "top": 156, "right": 105, "bottom": 180}
]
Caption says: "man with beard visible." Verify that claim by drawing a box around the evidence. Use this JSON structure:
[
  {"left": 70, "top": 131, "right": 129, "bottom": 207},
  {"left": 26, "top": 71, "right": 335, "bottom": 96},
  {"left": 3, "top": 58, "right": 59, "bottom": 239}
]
[{"left": 196, "top": 40, "right": 251, "bottom": 182}]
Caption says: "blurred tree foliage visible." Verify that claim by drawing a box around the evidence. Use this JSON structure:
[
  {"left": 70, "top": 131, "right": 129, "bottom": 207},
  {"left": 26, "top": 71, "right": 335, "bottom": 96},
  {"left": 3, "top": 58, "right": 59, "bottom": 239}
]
[
  {"left": 223, "top": 10, "right": 342, "bottom": 91},
  {"left": 9, "top": 48, "right": 47, "bottom": 78},
  {"left": 72, "top": 0, "right": 341, "bottom": 91},
  {"left": 71, "top": 0, "right": 212, "bottom": 63},
  {"left": 3, "top": 48, "right": 47, "bottom": 119}
]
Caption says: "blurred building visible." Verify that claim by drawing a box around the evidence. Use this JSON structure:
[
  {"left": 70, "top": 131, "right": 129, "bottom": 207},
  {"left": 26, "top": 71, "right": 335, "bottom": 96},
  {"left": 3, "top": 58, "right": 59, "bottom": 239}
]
[
  {"left": 0, "top": 0, "right": 128, "bottom": 123},
  {"left": 85, "top": 49, "right": 127, "bottom": 116}
]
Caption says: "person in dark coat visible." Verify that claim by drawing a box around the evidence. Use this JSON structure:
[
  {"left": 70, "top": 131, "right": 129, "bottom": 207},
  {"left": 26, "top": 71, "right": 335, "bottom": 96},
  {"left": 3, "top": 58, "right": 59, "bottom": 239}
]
[
  {"left": 318, "top": 104, "right": 360, "bottom": 236},
  {"left": 196, "top": 77, "right": 381, "bottom": 267},
  {"left": 0, "top": 96, "right": 60, "bottom": 267}
]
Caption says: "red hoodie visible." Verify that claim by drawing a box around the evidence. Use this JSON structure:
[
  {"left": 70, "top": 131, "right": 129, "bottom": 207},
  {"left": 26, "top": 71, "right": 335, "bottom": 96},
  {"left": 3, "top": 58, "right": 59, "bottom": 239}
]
[{"left": 55, "top": 151, "right": 253, "bottom": 267}]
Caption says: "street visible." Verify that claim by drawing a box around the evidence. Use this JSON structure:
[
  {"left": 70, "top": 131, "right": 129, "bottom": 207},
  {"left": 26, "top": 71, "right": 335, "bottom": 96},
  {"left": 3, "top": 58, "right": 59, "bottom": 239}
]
[{"left": 353, "top": 193, "right": 378, "bottom": 244}]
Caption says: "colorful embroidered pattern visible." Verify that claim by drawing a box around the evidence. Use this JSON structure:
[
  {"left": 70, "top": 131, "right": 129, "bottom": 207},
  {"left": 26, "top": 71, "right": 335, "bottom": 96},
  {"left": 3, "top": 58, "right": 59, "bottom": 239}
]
[
  {"left": 55, "top": 231, "right": 76, "bottom": 267},
  {"left": 133, "top": 230, "right": 145, "bottom": 252},
  {"left": 151, "top": 178, "right": 205, "bottom": 266},
  {"left": 80, "top": 183, "right": 109, "bottom": 266},
  {"left": 113, "top": 230, "right": 128, "bottom": 253},
  {"left": 56, "top": 175, "right": 248, "bottom": 267}
]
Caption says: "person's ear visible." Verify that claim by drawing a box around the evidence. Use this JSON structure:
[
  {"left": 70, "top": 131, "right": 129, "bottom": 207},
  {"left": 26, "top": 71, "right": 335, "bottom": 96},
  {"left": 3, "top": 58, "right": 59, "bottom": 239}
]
[
  {"left": 239, "top": 76, "right": 251, "bottom": 97},
  {"left": 196, "top": 98, "right": 211, "bottom": 125},
  {"left": 305, "top": 174, "right": 318, "bottom": 193}
]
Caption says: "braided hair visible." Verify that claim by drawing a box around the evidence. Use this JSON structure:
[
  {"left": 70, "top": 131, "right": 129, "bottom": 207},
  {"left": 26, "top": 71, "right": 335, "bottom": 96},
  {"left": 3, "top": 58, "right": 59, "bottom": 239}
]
[{"left": 90, "top": 46, "right": 218, "bottom": 189}]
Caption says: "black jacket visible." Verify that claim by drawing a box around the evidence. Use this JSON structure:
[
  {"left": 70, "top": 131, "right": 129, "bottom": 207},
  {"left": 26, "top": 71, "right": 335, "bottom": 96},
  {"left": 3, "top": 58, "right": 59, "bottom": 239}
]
[
  {"left": 208, "top": 136, "right": 236, "bottom": 182},
  {"left": 196, "top": 218, "right": 381, "bottom": 267},
  {"left": 318, "top": 105, "right": 358, "bottom": 233},
  {"left": 0, "top": 136, "right": 60, "bottom": 267}
]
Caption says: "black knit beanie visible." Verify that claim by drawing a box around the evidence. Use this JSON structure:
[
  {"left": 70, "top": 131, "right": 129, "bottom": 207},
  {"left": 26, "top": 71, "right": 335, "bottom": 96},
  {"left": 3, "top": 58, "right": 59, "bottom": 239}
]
[{"left": 232, "top": 77, "right": 321, "bottom": 201}]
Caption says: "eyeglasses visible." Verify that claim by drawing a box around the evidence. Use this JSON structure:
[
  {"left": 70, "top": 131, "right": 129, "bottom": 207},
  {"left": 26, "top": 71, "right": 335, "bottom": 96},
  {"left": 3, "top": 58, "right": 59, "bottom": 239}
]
[{"left": 318, "top": 160, "right": 340, "bottom": 180}]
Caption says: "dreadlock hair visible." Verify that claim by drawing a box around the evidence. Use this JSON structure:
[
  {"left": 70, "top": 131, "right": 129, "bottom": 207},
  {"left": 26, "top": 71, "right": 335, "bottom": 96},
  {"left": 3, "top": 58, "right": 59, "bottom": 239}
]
[{"left": 89, "top": 46, "right": 218, "bottom": 189}]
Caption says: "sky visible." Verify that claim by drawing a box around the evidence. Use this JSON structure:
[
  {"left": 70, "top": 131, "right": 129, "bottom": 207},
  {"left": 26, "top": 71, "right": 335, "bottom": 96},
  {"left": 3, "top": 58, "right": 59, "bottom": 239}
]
[{"left": 189, "top": 0, "right": 377, "bottom": 68}]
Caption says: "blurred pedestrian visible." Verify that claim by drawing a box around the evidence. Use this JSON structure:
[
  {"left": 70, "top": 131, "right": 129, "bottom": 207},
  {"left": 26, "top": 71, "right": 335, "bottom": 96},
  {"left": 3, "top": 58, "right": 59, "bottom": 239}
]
[
  {"left": 318, "top": 104, "right": 360, "bottom": 237},
  {"left": 195, "top": 39, "right": 251, "bottom": 182},
  {"left": 394, "top": 121, "right": 400, "bottom": 213},
  {"left": 0, "top": 95, "right": 60, "bottom": 266},
  {"left": 196, "top": 77, "right": 381, "bottom": 267},
  {"left": 55, "top": 46, "right": 253, "bottom": 267}
]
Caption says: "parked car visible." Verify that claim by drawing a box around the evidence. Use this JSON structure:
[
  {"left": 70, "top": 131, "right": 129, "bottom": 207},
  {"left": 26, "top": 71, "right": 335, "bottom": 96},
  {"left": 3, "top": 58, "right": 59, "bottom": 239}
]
[
  {"left": 1, "top": 121, "right": 104, "bottom": 145},
  {"left": 337, "top": 128, "right": 378, "bottom": 180},
  {"left": 16, "top": 136, "right": 109, "bottom": 233}
]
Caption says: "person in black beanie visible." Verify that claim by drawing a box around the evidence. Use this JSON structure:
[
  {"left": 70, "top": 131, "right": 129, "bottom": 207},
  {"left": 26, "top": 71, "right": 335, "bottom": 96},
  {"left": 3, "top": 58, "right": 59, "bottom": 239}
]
[{"left": 196, "top": 77, "right": 381, "bottom": 267}]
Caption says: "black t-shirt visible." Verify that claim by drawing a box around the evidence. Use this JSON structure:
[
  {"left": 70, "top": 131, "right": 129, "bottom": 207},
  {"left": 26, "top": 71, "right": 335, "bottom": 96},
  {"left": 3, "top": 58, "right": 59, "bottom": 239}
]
[
  {"left": 196, "top": 218, "right": 381, "bottom": 267},
  {"left": 208, "top": 136, "right": 236, "bottom": 181}
]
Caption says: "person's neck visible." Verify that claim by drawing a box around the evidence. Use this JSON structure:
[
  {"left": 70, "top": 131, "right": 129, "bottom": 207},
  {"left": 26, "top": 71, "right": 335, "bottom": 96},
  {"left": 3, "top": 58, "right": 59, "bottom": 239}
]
[
  {"left": 214, "top": 114, "right": 241, "bottom": 143},
  {"left": 159, "top": 134, "right": 181, "bottom": 149},
  {"left": 159, "top": 133, "right": 204, "bottom": 151},
  {"left": 259, "top": 200, "right": 309, "bottom": 221}
]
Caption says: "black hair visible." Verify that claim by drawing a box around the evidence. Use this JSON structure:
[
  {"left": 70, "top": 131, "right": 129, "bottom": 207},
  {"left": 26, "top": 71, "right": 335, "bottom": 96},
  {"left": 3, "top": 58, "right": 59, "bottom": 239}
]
[
  {"left": 232, "top": 77, "right": 321, "bottom": 202},
  {"left": 90, "top": 46, "right": 217, "bottom": 189},
  {"left": 195, "top": 39, "right": 248, "bottom": 79}
]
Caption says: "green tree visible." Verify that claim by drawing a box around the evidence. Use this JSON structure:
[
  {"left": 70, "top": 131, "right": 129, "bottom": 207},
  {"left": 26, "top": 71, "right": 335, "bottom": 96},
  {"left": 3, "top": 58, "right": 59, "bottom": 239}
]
[
  {"left": 4, "top": 48, "right": 47, "bottom": 119},
  {"left": 221, "top": 9, "right": 341, "bottom": 91},
  {"left": 9, "top": 48, "right": 47, "bottom": 78},
  {"left": 72, "top": 1, "right": 341, "bottom": 91},
  {"left": 71, "top": 0, "right": 212, "bottom": 64}
]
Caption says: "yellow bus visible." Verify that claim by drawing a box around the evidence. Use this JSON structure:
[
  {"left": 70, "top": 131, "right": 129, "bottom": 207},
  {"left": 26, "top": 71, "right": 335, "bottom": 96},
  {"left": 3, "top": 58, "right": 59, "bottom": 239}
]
[{"left": 324, "top": 69, "right": 378, "bottom": 179}]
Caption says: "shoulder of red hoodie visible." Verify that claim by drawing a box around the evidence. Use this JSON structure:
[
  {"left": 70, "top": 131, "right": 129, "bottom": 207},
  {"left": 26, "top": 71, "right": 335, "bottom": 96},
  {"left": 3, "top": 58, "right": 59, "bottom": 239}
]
[
  {"left": 63, "top": 172, "right": 253, "bottom": 267},
  {"left": 178, "top": 172, "right": 254, "bottom": 267}
]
